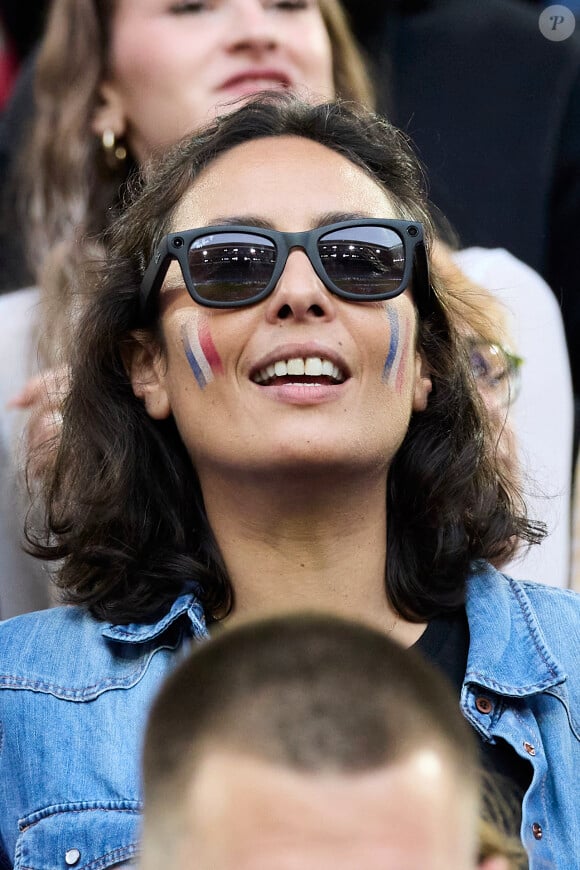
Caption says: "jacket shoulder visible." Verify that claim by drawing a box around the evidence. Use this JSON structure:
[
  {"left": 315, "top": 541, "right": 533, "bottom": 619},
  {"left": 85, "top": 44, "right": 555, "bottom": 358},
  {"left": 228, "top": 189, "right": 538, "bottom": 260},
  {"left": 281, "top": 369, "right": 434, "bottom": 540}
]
[
  {"left": 0, "top": 604, "right": 96, "bottom": 659},
  {"left": 467, "top": 564, "right": 580, "bottom": 693},
  {"left": 0, "top": 606, "right": 179, "bottom": 700},
  {"left": 515, "top": 578, "right": 580, "bottom": 655},
  {"left": 469, "top": 563, "right": 580, "bottom": 626}
]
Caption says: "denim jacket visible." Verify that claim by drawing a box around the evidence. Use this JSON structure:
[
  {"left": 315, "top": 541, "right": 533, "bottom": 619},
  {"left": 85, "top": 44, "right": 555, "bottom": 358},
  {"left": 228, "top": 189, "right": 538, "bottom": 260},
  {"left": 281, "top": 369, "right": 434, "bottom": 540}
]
[{"left": 0, "top": 564, "right": 578, "bottom": 870}]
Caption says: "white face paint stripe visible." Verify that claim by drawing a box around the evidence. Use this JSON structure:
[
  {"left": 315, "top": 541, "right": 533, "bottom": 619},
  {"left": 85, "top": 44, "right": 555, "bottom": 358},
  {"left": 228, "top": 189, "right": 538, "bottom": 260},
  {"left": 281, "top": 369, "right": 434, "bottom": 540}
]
[
  {"left": 391, "top": 313, "right": 409, "bottom": 389},
  {"left": 181, "top": 321, "right": 213, "bottom": 389},
  {"left": 382, "top": 306, "right": 411, "bottom": 390},
  {"left": 395, "top": 315, "right": 412, "bottom": 393}
]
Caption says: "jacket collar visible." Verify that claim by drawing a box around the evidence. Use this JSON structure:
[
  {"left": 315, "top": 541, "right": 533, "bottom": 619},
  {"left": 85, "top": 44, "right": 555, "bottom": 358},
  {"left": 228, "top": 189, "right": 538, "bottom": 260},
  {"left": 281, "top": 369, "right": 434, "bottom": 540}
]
[
  {"left": 464, "top": 563, "right": 566, "bottom": 696},
  {"left": 97, "top": 564, "right": 569, "bottom": 695},
  {"left": 100, "top": 594, "right": 208, "bottom": 644}
]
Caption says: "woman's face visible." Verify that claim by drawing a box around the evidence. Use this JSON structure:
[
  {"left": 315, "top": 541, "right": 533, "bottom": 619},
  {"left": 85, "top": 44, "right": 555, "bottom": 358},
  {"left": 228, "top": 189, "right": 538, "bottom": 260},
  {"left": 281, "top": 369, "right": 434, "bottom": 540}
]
[
  {"left": 132, "top": 136, "right": 432, "bottom": 485},
  {"left": 95, "top": 0, "right": 335, "bottom": 162}
]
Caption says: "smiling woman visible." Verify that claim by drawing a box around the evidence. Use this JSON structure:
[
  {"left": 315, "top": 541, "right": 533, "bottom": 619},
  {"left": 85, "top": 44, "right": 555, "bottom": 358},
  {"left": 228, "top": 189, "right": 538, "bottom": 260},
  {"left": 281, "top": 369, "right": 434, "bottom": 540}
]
[
  {"left": 0, "top": 97, "right": 577, "bottom": 870},
  {"left": 131, "top": 139, "right": 431, "bottom": 484}
]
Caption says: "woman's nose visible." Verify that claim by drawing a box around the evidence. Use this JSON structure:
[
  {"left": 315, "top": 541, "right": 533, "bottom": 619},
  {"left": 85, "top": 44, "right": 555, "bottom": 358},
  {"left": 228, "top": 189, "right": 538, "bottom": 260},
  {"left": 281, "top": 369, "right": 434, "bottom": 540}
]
[
  {"left": 263, "top": 250, "right": 338, "bottom": 324},
  {"left": 226, "top": 0, "right": 280, "bottom": 52}
]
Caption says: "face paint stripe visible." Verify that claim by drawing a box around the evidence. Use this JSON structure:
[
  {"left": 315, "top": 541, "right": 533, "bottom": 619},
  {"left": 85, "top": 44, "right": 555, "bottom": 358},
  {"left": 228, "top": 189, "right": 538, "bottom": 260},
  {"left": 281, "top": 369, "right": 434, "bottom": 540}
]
[
  {"left": 181, "top": 323, "right": 208, "bottom": 390},
  {"left": 395, "top": 316, "right": 411, "bottom": 393},
  {"left": 382, "top": 307, "right": 400, "bottom": 383},
  {"left": 198, "top": 320, "right": 224, "bottom": 375},
  {"left": 189, "top": 323, "right": 215, "bottom": 385},
  {"left": 391, "top": 318, "right": 405, "bottom": 377}
]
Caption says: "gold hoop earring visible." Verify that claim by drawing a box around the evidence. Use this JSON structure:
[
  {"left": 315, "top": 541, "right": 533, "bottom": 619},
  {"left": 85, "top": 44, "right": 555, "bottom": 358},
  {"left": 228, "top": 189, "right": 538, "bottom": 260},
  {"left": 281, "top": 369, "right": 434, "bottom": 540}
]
[{"left": 101, "top": 129, "right": 128, "bottom": 170}]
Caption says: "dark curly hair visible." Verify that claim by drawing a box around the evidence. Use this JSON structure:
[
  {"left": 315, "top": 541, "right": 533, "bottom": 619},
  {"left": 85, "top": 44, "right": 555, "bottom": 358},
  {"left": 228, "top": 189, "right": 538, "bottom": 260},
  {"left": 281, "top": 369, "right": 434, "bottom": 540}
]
[{"left": 28, "top": 96, "right": 543, "bottom": 623}]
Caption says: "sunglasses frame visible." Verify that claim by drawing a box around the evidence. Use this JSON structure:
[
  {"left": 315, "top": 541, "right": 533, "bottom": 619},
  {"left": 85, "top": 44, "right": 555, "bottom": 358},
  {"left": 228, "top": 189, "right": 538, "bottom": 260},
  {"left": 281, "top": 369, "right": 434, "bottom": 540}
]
[{"left": 139, "top": 218, "right": 431, "bottom": 318}]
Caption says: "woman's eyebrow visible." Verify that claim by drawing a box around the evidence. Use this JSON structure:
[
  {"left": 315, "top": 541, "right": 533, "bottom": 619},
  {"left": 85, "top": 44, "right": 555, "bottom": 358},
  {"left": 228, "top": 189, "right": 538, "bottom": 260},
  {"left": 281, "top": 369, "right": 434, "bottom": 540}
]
[
  {"left": 313, "top": 211, "right": 376, "bottom": 227},
  {"left": 204, "top": 215, "right": 275, "bottom": 229},
  {"left": 199, "top": 211, "right": 377, "bottom": 230}
]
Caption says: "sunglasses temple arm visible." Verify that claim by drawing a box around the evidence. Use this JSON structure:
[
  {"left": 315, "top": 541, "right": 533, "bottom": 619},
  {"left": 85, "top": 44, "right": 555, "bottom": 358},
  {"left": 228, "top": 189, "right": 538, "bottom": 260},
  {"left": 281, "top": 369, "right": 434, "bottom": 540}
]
[
  {"left": 139, "top": 238, "right": 172, "bottom": 320},
  {"left": 412, "top": 242, "right": 432, "bottom": 317}
]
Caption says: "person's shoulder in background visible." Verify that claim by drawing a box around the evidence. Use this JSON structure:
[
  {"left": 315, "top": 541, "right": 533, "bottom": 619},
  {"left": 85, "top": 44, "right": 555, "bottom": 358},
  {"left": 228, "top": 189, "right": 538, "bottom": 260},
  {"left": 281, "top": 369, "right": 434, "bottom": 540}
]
[
  {"left": 454, "top": 247, "right": 573, "bottom": 589},
  {"left": 0, "top": 286, "right": 39, "bottom": 437}
]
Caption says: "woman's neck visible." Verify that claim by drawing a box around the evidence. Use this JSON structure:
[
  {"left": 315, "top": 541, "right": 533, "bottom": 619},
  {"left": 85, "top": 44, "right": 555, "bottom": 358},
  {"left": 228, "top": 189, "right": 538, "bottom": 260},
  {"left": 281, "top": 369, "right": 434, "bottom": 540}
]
[{"left": 201, "top": 467, "right": 426, "bottom": 647}]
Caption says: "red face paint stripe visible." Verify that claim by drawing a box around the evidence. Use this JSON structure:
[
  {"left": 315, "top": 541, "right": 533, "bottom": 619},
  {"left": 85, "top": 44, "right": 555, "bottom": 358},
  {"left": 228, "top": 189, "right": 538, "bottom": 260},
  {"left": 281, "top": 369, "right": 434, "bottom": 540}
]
[{"left": 198, "top": 320, "right": 223, "bottom": 375}]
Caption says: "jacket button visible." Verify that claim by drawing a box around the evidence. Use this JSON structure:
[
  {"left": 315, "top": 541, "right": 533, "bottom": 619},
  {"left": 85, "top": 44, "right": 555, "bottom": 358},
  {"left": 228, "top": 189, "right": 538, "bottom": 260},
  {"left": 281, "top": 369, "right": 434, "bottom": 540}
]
[
  {"left": 532, "top": 822, "right": 543, "bottom": 840},
  {"left": 65, "top": 849, "right": 81, "bottom": 866},
  {"left": 523, "top": 741, "right": 537, "bottom": 756},
  {"left": 475, "top": 696, "right": 493, "bottom": 714}
]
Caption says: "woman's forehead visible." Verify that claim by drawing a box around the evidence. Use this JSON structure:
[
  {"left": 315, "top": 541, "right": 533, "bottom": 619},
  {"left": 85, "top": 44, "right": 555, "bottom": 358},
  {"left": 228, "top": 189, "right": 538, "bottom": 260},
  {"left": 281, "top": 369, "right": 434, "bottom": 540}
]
[{"left": 169, "top": 136, "right": 398, "bottom": 233}]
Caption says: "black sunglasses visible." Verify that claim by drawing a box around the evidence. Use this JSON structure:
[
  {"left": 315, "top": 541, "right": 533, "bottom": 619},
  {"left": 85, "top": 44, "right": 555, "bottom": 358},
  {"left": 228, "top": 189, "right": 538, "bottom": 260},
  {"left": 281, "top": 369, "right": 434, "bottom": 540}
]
[{"left": 139, "top": 219, "right": 431, "bottom": 317}]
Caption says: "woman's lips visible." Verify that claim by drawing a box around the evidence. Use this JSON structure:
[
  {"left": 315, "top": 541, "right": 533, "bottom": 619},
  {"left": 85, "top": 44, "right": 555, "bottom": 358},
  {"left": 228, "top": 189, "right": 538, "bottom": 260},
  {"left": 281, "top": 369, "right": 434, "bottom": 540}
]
[
  {"left": 254, "top": 380, "right": 349, "bottom": 405},
  {"left": 218, "top": 69, "right": 292, "bottom": 96}
]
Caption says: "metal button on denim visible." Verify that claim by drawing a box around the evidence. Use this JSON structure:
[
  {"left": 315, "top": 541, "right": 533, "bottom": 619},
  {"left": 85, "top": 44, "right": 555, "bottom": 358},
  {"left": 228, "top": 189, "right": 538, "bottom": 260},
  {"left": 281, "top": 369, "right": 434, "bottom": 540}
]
[
  {"left": 65, "top": 848, "right": 81, "bottom": 866},
  {"left": 532, "top": 822, "right": 543, "bottom": 840},
  {"left": 475, "top": 696, "right": 493, "bottom": 714},
  {"left": 523, "top": 741, "right": 537, "bottom": 756}
]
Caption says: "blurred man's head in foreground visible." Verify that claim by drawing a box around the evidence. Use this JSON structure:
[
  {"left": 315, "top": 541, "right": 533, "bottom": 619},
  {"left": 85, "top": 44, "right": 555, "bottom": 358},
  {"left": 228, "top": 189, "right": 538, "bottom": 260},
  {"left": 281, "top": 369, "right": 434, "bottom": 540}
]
[{"left": 141, "top": 613, "right": 518, "bottom": 870}]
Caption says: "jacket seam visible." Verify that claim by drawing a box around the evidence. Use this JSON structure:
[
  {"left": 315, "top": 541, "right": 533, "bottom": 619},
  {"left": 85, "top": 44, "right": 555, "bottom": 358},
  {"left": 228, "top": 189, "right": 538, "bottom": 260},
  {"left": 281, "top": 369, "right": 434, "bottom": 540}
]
[
  {"left": 0, "top": 638, "right": 181, "bottom": 700},
  {"left": 18, "top": 842, "right": 139, "bottom": 870},
  {"left": 508, "top": 578, "right": 562, "bottom": 681},
  {"left": 465, "top": 672, "right": 560, "bottom": 696},
  {"left": 19, "top": 803, "right": 142, "bottom": 831}
]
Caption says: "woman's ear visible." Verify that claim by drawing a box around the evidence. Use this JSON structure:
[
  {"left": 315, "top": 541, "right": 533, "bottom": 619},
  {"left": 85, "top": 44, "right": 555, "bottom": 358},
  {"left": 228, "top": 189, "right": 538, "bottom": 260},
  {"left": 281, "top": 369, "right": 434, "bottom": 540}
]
[
  {"left": 91, "top": 81, "right": 127, "bottom": 139},
  {"left": 124, "top": 331, "right": 171, "bottom": 420},
  {"left": 412, "top": 350, "right": 432, "bottom": 412}
]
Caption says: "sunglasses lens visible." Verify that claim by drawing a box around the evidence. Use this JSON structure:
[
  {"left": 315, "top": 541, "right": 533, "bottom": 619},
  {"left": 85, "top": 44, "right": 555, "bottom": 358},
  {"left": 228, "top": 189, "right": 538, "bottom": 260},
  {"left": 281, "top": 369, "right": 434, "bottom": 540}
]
[
  {"left": 318, "top": 226, "right": 406, "bottom": 297},
  {"left": 188, "top": 232, "right": 276, "bottom": 303}
]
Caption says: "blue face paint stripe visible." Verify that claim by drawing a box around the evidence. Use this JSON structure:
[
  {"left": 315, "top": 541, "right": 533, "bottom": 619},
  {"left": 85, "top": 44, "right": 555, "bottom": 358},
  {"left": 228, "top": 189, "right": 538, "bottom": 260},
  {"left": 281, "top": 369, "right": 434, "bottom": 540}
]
[
  {"left": 382, "top": 307, "right": 400, "bottom": 382},
  {"left": 181, "top": 324, "right": 207, "bottom": 390}
]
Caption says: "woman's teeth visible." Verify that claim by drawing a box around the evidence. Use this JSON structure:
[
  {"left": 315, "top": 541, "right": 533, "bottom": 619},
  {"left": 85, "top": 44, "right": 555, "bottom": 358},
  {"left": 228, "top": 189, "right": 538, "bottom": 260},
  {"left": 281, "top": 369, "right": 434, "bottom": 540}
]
[{"left": 253, "top": 357, "right": 345, "bottom": 384}]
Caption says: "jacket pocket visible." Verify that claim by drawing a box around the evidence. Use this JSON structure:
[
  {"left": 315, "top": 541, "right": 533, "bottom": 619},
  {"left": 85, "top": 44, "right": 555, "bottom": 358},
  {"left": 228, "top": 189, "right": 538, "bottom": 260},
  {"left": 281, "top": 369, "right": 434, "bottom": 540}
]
[{"left": 14, "top": 804, "right": 140, "bottom": 870}]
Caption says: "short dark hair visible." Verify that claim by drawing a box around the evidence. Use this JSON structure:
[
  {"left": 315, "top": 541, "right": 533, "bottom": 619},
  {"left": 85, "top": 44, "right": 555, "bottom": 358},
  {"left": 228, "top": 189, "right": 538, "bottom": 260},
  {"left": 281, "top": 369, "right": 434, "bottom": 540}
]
[
  {"left": 142, "top": 611, "right": 478, "bottom": 803},
  {"left": 29, "top": 96, "right": 543, "bottom": 623}
]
